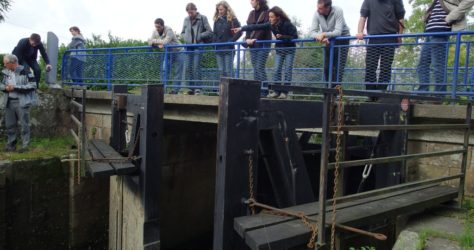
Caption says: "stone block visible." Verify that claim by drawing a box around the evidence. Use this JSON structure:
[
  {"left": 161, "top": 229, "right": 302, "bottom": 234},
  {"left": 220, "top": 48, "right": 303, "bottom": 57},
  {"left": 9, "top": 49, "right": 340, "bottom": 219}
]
[
  {"left": 392, "top": 230, "right": 419, "bottom": 250},
  {"left": 101, "top": 114, "right": 112, "bottom": 129},
  {"left": 425, "top": 237, "right": 460, "bottom": 250},
  {"left": 84, "top": 113, "right": 103, "bottom": 128}
]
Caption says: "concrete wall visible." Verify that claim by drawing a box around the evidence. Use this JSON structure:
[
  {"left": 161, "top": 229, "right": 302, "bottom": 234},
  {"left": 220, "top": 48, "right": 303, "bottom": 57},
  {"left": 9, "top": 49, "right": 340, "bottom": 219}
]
[
  {"left": 108, "top": 121, "right": 217, "bottom": 249},
  {"left": 408, "top": 130, "right": 474, "bottom": 196},
  {"left": 0, "top": 158, "right": 109, "bottom": 250}
]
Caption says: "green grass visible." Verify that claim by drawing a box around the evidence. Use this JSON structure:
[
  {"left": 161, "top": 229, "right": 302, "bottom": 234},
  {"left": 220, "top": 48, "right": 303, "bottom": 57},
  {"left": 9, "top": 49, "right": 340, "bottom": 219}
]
[
  {"left": 416, "top": 199, "right": 474, "bottom": 250},
  {"left": 460, "top": 199, "right": 474, "bottom": 250},
  {"left": 0, "top": 136, "right": 76, "bottom": 161}
]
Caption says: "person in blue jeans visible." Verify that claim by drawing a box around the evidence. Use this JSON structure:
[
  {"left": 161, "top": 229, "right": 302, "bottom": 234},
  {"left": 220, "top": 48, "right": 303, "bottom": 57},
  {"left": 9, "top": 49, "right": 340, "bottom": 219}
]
[
  {"left": 149, "top": 18, "right": 184, "bottom": 94},
  {"left": 418, "top": 0, "right": 474, "bottom": 93},
  {"left": 181, "top": 3, "right": 213, "bottom": 95},
  {"left": 213, "top": 1, "right": 241, "bottom": 78},
  {"left": 417, "top": 0, "right": 451, "bottom": 93},
  {"left": 67, "top": 26, "right": 86, "bottom": 84},
  {"left": 417, "top": 35, "right": 449, "bottom": 92},
  {"left": 244, "top": 0, "right": 272, "bottom": 89},
  {"left": 235, "top": 6, "right": 298, "bottom": 99}
]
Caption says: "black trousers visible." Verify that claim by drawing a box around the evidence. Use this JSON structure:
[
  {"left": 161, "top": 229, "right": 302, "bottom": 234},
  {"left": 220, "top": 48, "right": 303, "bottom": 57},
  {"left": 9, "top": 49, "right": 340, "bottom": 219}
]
[
  {"left": 22, "top": 60, "right": 41, "bottom": 87},
  {"left": 365, "top": 37, "right": 397, "bottom": 91}
]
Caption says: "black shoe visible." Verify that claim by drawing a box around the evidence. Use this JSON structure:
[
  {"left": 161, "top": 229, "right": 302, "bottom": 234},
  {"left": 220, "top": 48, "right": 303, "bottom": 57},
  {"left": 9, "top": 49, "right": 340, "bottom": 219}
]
[{"left": 186, "top": 90, "right": 195, "bottom": 95}]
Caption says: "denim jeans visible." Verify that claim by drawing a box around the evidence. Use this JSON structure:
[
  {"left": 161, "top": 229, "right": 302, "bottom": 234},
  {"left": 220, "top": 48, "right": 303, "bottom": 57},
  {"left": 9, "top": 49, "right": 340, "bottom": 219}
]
[
  {"left": 216, "top": 48, "right": 234, "bottom": 78},
  {"left": 273, "top": 48, "right": 295, "bottom": 94},
  {"left": 184, "top": 47, "right": 202, "bottom": 88},
  {"left": 163, "top": 51, "right": 184, "bottom": 92},
  {"left": 70, "top": 57, "right": 85, "bottom": 84},
  {"left": 365, "top": 37, "right": 397, "bottom": 91},
  {"left": 250, "top": 46, "right": 269, "bottom": 82},
  {"left": 417, "top": 35, "right": 449, "bottom": 92},
  {"left": 5, "top": 99, "right": 30, "bottom": 149},
  {"left": 324, "top": 39, "right": 349, "bottom": 85}
]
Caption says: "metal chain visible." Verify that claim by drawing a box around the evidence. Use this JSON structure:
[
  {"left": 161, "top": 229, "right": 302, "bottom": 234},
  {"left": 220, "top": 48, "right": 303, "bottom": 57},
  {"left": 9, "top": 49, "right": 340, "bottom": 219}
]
[
  {"left": 330, "top": 86, "right": 344, "bottom": 250},
  {"left": 245, "top": 148, "right": 318, "bottom": 247},
  {"left": 247, "top": 150, "right": 256, "bottom": 215},
  {"left": 250, "top": 199, "right": 319, "bottom": 248}
]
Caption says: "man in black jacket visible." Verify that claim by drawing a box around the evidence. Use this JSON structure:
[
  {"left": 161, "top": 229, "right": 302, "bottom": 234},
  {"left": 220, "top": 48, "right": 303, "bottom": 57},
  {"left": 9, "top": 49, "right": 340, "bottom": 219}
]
[{"left": 12, "top": 33, "right": 52, "bottom": 87}]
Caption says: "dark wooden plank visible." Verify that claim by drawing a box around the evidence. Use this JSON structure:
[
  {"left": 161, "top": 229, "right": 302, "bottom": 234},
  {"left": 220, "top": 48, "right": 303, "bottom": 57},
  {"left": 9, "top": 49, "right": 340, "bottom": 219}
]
[
  {"left": 234, "top": 183, "right": 438, "bottom": 237},
  {"left": 90, "top": 139, "right": 135, "bottom": 175},
  {"left": 242, "top": 186, "right": 457, "bottom": 249},
  {"left": 139, "top": 85, "right": 163, "bottom": 248},
  {"left": 110, "top": 85, "right": 128, "bottom": 152},
  {"left": 87, "top": 162, "right": 115, "bottom": 177},
  {"left": 259, "top": 99, "right": 323, "bottom": 129},
  {"left": 213, "top": 78, "right": 261, "bottom": 250},
  {"left": 86, "top": 140, "right": 115, "bottom": 177}
]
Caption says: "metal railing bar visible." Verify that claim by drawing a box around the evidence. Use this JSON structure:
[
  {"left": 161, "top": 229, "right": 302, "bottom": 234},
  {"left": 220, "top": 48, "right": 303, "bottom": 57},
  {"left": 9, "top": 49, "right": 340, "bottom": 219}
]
[
  {"left": 334, "top": 174, "right": 463, "bottom": 204},
  {"left": 71, "top": 115, "right": 82, "bottom": 128},
  {"left": 70, "top": 129, "right": 80, "bottom": 144},
  {"left": 328, "top": 149, "right": 465, "bottom": 169},
  {"left": 71, "top": 100, "right": 83, "bottom": 111},
  {"left": 332, "top": 124, "right": 468, "bottom": 132}
]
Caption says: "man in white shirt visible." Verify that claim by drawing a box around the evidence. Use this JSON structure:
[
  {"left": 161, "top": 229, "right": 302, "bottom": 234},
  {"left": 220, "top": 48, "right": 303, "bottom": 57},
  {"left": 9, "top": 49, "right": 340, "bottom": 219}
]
[{"left": 310, "top": 0, "right": 351, "bottom": 85}]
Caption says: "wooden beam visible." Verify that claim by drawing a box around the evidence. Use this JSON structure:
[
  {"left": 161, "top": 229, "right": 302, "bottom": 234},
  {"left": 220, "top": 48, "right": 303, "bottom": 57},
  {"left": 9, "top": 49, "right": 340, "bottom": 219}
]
[{"left": 213, "top": 78, "right": 261, "bottom": 250}]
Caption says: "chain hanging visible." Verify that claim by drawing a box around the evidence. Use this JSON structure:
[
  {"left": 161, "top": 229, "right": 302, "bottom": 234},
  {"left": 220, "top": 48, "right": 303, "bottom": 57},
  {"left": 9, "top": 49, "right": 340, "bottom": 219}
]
[
  {"left": 246, "top": 149, "right": 318, "bottom": 248},
  {"left": 247, "top": 150, "right": 256, "bottom": 215},
  {"left": 248, "top": 199, "right": 319, "bottom": 248},
  {"left": 330, "top": 86, "right": 344, "bottom": 250}
]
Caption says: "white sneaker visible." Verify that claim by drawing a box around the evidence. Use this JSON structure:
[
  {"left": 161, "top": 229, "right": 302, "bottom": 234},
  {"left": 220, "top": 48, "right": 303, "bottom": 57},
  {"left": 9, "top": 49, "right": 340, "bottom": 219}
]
[
  {"left": 266, "top": 91, "right": 279, "bottom": 98},
  {"left": 277, "top": 93, "right": 287, "bottom": 99},
  {"left": 49, "top": 84, "right": 62, "bottom": 89}
]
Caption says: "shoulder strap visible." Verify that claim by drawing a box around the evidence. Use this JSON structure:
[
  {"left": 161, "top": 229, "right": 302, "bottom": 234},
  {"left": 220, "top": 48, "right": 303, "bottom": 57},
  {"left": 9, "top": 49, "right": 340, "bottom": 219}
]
[{"left": 250, "top": 11, "right": 267, "bottom": 39}]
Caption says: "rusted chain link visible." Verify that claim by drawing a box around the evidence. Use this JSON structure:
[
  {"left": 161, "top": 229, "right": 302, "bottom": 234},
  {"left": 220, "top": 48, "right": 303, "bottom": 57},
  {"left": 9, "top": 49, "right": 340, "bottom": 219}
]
[
  {"left": 247, "top": 150, "right": 256, "bottom": 215},
  {"left": 331, "top": 86, "right": 344, "bottom": 250},
  {"left": 245, "top": 148, "right": 317, "bottom": 247},
  {"left": 247, "top": 199, "right": 318, "bottom": 248}
]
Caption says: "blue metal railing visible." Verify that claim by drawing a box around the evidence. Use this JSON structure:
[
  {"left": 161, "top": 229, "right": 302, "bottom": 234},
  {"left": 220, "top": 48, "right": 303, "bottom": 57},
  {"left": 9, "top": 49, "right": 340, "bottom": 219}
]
[{"left": 61, "top": 31, "right": 474, "bottom": 98}]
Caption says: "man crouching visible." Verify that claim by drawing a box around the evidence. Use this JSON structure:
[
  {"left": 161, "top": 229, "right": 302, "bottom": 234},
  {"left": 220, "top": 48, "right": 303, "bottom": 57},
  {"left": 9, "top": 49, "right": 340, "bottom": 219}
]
[{"left": 1, "top": 54, "right": 37, "bottom": 153}]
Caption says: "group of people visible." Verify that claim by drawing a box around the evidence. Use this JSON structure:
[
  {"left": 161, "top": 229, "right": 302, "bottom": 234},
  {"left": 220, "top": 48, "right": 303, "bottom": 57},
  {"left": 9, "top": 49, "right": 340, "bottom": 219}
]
[
  {"left": 1, "top": 27, "right": 85, "bottom": 153},
  {"left": 1, "top": 0, "right": 473, "bottom": 153},
  {"left": 149, "top": 0, "right": 473, "bottom": 98},
  {"left": 149, "top": 0, "right": 300, "bottom": 97}
]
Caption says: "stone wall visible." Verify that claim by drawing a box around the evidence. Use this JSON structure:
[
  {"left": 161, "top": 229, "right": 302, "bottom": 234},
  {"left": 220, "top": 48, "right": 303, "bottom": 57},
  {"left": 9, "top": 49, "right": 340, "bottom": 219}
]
[
  {"left": 0, "top": 158, "right": 109, "bottom": 250},
  {"left": 407, "top": 130, "right": 474, "bottom": 196},
  {"left": 0, "top": 90, "right": 71, "bottom": 139}
]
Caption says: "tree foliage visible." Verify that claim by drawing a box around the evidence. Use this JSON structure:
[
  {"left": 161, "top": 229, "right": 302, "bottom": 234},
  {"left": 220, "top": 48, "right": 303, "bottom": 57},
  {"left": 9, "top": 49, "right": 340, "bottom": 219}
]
[{"left": 0, "top": 0, "right": 11, "bottom": 22}]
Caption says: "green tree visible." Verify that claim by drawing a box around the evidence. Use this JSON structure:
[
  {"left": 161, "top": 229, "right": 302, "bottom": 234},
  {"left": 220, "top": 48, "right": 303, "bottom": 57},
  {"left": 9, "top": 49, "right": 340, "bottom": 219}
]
[{"left": 0, "top": 0, "right": 11, "bottom": 22}]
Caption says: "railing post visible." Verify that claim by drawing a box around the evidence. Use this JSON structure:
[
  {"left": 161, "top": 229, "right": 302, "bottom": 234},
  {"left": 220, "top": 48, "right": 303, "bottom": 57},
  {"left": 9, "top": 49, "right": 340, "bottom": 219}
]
[
  {"left": 317, "top": 92, "right": 331, "bottom": 249},
  {"left": 163, "top": 47, "right": 169, "bottom": 91},
  {"left": 458, "top": 102, "right": 472, "bottom": 206},
  {"left": 452, "top": 33, "right": 462, "bottom": 99},
  {"left": 463, "top": 41, "right": 471, "bottom": 96},
  {"left": 80, "top": 87, "right": 86, "bottom": 175},
  {"left": 61, "top": 52, "right": 69, "bottom": 84},
  {"left": 235, "top": 43, "right": 241, "bottom": 78},
  {"left": 328, "top": 39, "right": 335, "bottom": 88},
  {"left": 106, "top": 49, "right": 113, "bottom": 91}
]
